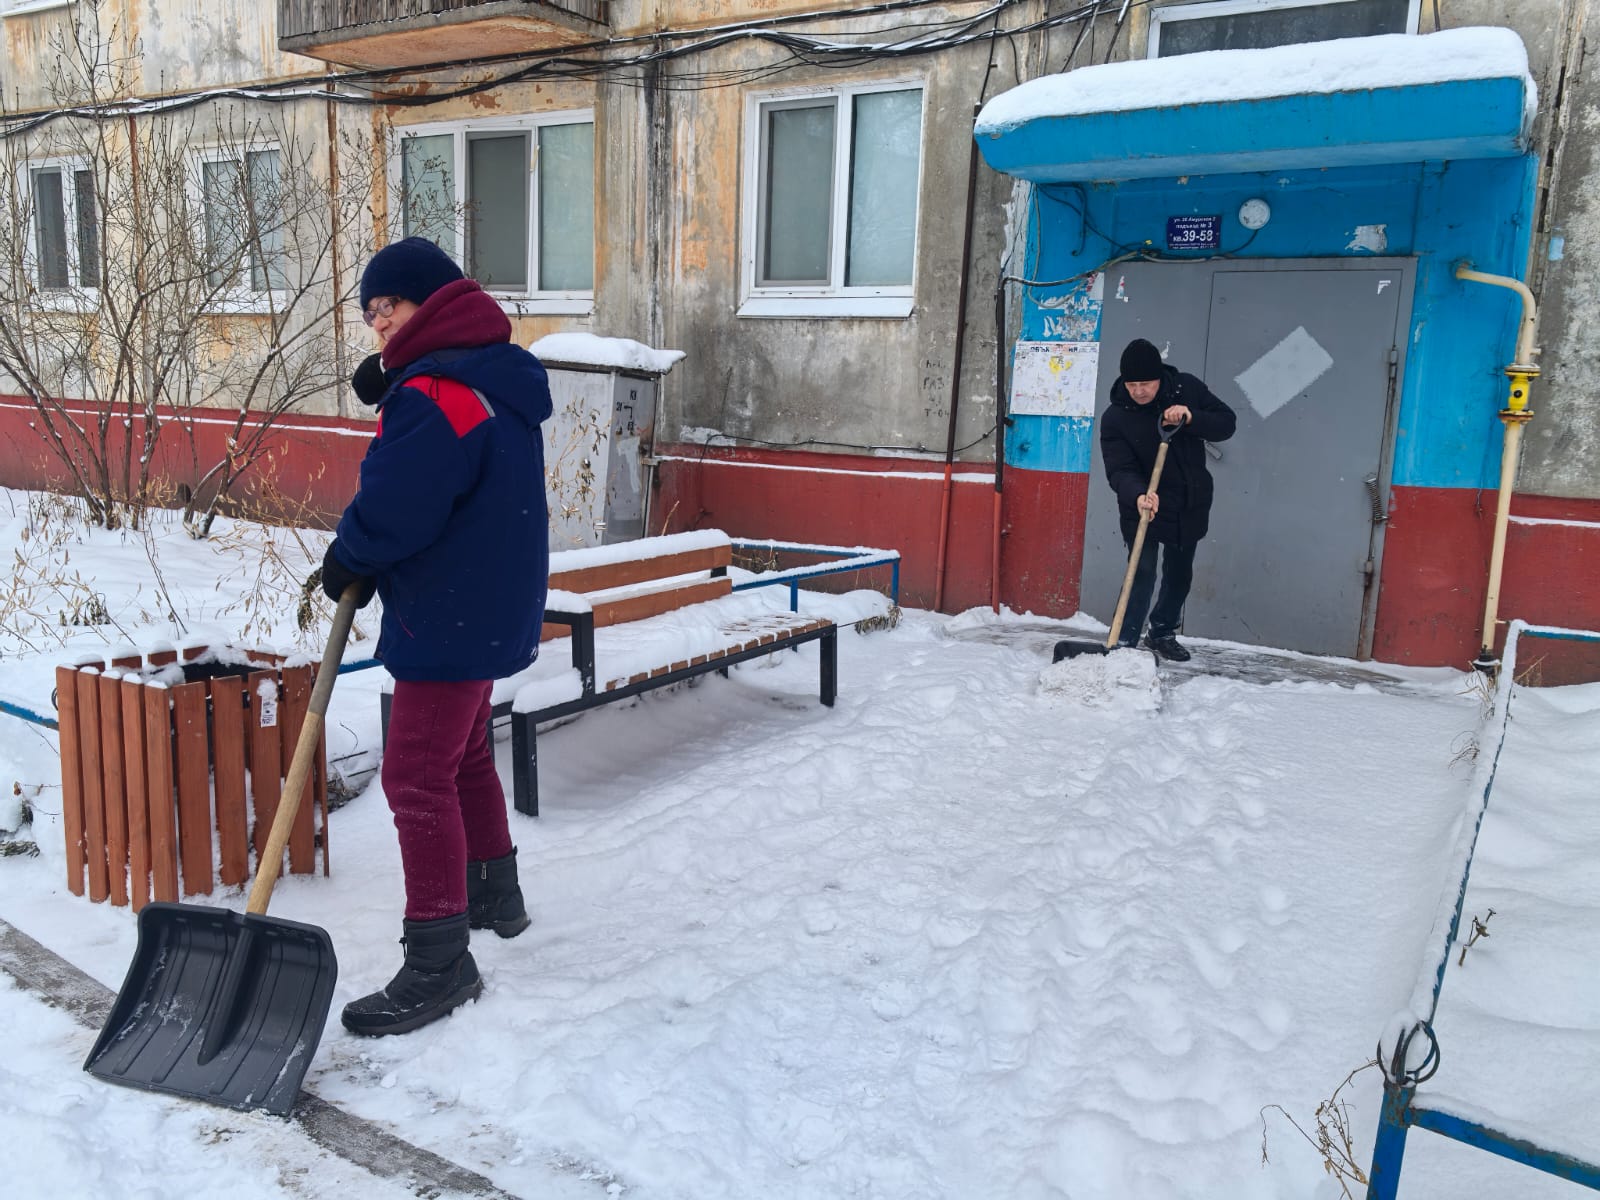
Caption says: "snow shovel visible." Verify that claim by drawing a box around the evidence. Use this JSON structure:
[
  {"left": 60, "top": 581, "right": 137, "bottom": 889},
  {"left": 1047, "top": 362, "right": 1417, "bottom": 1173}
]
[
  {"left": 84, "top": 586, "right": 360, "bottom": 1117},
  {"left": 1054, "top": 415, "right": 1186, "bottom": 662}
]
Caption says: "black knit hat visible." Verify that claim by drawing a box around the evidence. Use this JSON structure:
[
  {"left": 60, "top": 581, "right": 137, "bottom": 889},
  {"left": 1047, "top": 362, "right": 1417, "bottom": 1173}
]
[
  {"left": 1120, "top": 338, "right": 1164, "bottom": 382},
  {"left": 359, "top": 236, "right": 464, "bottom": 310}
]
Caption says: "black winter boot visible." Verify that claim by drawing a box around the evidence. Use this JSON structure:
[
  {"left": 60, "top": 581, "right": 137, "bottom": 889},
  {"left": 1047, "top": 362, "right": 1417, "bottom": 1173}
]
[
  {"left": 1145, "top": 634, "right": 1192, "bottom": 663},
  {"left": 467, "top": 848, "right": 531, "bottom": 939},
  {"left": 341, "top": 913, "right": 482, "bottom": 1037}
]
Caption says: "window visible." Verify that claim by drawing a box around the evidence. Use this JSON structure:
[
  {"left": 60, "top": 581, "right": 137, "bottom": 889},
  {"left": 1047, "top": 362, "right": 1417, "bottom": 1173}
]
[
  {"left": 742, "top": 80, "right": 924, "bottom": 318},
  {"left": 197, "top": 147, "right": 288, "bottom": 298},
  {"left": 28, "top": 160, "right": 98, "bottom": 291},
  {"left": 395, "top": 112, "right": 595, "bottom": 312},
  {"left": 1149, "top": 0, "right": 1419, "bottom": 58}
]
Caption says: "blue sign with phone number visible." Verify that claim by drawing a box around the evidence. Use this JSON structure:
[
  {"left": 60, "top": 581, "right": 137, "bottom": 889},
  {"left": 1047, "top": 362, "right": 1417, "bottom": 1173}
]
[{"left": 1166, "top": 215, "right": 1222, "bottom": 251}]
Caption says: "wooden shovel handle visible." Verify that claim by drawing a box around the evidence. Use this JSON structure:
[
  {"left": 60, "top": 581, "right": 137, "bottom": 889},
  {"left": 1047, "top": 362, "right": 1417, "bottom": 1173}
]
[
  {"left": 1105, "top": 439, "right": 1172, "bottom": 650},
  {"left": 246, "top": 587, "right": 360, "bottom": 915}
]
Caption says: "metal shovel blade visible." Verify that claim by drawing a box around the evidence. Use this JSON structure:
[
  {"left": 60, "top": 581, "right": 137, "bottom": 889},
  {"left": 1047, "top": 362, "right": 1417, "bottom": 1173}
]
[
  {"left": 84, "top": 900, "right": 336, "bottom": 1117},
  {"left": 1052, "top": 639, "right": 1112, "bottom": 662}
]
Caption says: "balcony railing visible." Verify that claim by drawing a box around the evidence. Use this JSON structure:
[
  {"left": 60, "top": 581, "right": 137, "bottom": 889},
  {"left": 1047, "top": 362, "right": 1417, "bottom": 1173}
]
[{"left": 279, "top": 1, "right": 610, "bottom": 68}]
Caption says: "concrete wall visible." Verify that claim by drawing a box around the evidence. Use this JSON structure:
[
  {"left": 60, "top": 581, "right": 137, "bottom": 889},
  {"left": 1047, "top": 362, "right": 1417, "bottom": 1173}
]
[
  {"left": 648, "top": 30, "right": 1014, "bottom": 467},
  {"left": 1523, "top": 0, "right": 1600, "bottom": 497}
]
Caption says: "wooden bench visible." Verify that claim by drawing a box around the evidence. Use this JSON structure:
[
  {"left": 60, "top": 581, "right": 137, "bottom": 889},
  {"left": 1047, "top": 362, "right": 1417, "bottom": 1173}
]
[{"left": 381, "top": 531, "right": 837, "bottom": 817}]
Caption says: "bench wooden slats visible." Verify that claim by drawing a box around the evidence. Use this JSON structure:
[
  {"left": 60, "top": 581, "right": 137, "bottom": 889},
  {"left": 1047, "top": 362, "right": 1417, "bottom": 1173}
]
[
  {"left": 548, "top": 544, "right": 731, "bottom": 595},
  {"left": 589, "top": 576, "right": 732, "bottom": 629}
]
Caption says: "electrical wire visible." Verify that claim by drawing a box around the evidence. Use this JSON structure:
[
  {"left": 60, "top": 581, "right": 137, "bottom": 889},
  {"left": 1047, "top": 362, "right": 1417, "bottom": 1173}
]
[{"left": 2, "top": 0, "right": 1115, "bottom": 135}]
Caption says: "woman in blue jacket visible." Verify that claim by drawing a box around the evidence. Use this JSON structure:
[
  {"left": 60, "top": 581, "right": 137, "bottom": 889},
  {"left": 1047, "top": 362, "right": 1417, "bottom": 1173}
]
[{"left": 322, "top": 237, "right": 552, "bottom": 1035}]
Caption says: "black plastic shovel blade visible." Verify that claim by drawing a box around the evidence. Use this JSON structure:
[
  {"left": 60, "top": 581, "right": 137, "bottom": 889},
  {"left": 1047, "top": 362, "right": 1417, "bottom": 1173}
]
[
  {"left": 1052, "top": 639, "right": 1111, "bottom": 662},
  {"left": 84, "top": 901, "right": 337, "bottom": 1117}
]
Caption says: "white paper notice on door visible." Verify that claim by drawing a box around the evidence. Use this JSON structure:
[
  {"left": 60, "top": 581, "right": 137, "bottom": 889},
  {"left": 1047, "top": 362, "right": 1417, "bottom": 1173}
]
[{"left": 1010, "top": 341, "right": 1099, "bottom": 419}]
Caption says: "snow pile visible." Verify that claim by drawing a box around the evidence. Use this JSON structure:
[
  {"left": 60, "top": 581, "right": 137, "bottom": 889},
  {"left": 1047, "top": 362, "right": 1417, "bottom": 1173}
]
[
  {"left": 2, "top": 492, "right": 1597, "bottom": 1199},
  {"left": 976, "top": 27, "right": 1534, "bottom": 132},
  {"left": 530, "top": 332, "right": 685, "bottom": 375},
  {"left": 1417, "top": 677, "right": 1600, "bottom": 1165},
  {"left": 1038, "top": 644, "right": 1161, "bottom": 711}
]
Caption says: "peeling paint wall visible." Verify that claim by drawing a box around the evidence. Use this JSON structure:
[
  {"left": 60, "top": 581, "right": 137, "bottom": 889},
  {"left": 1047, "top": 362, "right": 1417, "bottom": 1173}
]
[
  {"left": 1524, "top": 0, "right": 1600, "bottom": 497},
  {"left": 630, "top": 7, "right": 1022, "bottom": 467},
  {"left": 1, "top": 0, "right": 1594, "bottom": 517},
  {"left": 135, "top": 0, "right": 324, "bottom": 93}
]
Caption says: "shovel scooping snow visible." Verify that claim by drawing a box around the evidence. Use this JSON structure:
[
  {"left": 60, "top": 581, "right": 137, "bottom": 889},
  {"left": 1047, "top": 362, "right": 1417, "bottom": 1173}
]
[{"left": 1039, "top": 644, "right": 1162, "bottom": 711}]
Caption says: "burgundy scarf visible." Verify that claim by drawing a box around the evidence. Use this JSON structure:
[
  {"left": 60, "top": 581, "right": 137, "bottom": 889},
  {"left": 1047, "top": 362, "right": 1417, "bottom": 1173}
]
[{"left": 381, "top": 278, "right": 513, "bottom": 372}]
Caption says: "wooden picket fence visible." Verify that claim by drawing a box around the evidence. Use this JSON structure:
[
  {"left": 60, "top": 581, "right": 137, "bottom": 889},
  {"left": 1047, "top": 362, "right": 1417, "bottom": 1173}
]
[{"left": 56, "top": 646, "right": 330, "bottom": 910}]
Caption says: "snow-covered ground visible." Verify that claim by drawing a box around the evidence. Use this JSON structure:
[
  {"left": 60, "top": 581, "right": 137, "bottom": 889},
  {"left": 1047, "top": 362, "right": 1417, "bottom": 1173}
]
[{"left": 1, "top": 490, "right": 1596, "bottom": 1199}]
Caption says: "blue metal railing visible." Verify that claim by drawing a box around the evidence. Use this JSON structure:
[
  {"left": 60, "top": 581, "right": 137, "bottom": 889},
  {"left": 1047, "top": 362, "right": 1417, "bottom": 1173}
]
[
  {"left": 730, "top": 539, "right": 901, "bottom": 612},
  {"left": 0, "top": 696, "right": 57, "bottom": 731},
  {"left": 1367, "top": 620, "right": 1600, "bottom": 1198},
  {"left": 0, "top": 542, "right": 903, "bottom": 729}
]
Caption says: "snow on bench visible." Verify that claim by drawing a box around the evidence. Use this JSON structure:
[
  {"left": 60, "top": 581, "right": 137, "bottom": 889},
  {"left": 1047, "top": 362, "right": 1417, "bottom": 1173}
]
[{"left": 381, "top": 530, "right": 837, "bottom": 816}]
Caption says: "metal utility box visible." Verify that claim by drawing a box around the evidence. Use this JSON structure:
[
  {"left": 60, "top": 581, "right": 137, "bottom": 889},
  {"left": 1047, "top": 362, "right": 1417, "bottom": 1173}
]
[{"left": 542, "top": 365, "right": 660, "bottom": 550}]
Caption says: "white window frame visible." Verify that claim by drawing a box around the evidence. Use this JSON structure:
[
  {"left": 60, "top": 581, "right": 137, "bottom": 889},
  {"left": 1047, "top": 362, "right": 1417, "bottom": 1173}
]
[
  {"left": 389, "top": 110, "right": 596, "bottom": 317},
  {"left": 1147, "top": 0, "right": 1421, "bottom": 58},
  {"left": 191, "top": 143, "right": 292, "bottom": 314},
  {"left": 739, "top": 78, "right": 926, "bottom": 320},
  {"left": 21, "top": 155, "right": 99, "bottom": 307}
]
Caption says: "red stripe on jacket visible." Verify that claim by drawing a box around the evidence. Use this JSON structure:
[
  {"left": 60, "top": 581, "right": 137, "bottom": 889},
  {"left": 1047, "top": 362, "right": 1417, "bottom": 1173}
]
[{"left": 373, "top": 374, "right": 494, "bottom": 440}]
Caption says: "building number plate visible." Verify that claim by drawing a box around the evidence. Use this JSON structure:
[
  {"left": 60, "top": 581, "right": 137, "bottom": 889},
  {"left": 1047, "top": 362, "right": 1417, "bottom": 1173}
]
[{"left": 1166, "top": 215, "right": 1222, "bottom": 251}]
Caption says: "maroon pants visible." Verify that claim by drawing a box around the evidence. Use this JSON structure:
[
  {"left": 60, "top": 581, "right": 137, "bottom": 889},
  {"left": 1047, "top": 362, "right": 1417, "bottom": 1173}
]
[{"left": 382, "top": 678, "right": 513, "bottom": 921}]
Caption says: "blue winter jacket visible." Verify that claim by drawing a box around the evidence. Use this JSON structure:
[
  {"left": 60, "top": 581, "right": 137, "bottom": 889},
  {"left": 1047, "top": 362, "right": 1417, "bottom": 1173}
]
[{"left": 333, "top": 343, "right": 553, "bottom": 681}]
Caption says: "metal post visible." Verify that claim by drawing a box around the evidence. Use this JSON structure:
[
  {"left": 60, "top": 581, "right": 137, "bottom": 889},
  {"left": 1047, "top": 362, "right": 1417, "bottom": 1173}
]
[
  {"left": 1366, "top": 1082, "right": 1414, "bottom": 1200},
  {"left": 511, "top": 713, "right": 539, "bottom": 818},
  {"left": 820, "top": 628, "right": 837, "bottom": 707}
]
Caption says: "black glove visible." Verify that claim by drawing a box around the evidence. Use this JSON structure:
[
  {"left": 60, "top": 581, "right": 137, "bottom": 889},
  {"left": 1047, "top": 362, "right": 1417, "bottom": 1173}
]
[
  {"left": 351, "top": 353, "right": 390, "bottom": 408},
  {"left": 321, "top": 540, "right": 377, "bottom": 608}
]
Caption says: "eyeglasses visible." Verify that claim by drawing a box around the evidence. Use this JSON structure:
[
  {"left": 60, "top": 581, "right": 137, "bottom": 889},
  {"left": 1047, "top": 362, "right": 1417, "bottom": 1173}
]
[{"left": 362, "top": 296, "right": 402, "bottom": 326}]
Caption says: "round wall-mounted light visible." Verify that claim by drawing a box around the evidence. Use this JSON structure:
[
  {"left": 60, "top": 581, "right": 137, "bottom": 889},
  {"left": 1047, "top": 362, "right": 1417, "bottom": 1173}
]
[{"left": 1239, "top": 198, "right": 1272, "bottom": 230}]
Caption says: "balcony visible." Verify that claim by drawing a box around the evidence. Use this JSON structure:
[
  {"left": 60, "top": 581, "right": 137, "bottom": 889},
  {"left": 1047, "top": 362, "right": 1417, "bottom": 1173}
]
[{"left": 278, "top": 1, "right": 610, "bottom": 70}]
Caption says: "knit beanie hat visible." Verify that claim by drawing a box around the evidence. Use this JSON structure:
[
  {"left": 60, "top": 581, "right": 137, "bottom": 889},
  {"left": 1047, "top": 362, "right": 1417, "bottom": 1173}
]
[
  {"left": 1120, "top": 338, "right": 1164, "bottom": 382},
  {"left": 359, "top": 236, "right": 464, "bottom": 310}
]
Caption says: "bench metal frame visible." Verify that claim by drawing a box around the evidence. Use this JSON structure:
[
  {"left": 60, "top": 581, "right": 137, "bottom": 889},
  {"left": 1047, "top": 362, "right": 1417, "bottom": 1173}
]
[{"left": 380, "top": 601, "right": 837, "bottom": 818}]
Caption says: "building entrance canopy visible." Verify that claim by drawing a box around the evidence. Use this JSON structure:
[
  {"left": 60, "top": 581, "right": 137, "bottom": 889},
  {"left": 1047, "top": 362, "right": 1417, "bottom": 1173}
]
[{"left": 974, "top": 27, "right": 1535, "bottom": 182}]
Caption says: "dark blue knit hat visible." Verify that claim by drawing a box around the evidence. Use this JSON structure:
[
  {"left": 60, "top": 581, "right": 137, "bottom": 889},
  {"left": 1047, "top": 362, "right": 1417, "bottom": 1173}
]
[{"left": 359, "top": 236, "right": 464, "bottom": 310}]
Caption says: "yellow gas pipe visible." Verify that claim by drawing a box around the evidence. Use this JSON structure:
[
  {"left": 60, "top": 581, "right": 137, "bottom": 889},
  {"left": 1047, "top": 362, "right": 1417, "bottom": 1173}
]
[{"left": 1454, "top": 262, "right": 1539, "bottom": 670}]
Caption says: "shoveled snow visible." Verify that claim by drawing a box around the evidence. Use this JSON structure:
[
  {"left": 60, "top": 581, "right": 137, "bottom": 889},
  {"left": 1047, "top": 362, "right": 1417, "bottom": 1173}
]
[
  {"left": 0, "top": 489, "right": 1595, "bottom": 1199},
  {"left": 976, "top": 27, "right": 1534, "bottom": 133},
  {"left": 1038, "top": 643, "right": 1161, "bottom": 711}
]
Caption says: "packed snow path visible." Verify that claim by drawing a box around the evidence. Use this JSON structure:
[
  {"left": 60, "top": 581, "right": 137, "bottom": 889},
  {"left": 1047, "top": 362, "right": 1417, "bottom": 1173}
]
[{"left": 6, "top": 604, "right": 1588, "bottom": 1197}]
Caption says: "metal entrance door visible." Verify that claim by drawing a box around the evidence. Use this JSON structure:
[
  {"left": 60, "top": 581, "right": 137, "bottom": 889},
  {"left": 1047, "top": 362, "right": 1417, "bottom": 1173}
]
[{"left": 1084, "top": 259, "right": 1412, "bottom": 657}]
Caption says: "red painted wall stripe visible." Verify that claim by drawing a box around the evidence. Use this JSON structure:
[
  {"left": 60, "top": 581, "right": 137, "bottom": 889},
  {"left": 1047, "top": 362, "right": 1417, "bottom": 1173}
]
[
  {"left": 0, "top": 396, "right": 370, "bottom": 522},
  {"left": 3, "top": 407, "right": 1596, "bottom": 678}
]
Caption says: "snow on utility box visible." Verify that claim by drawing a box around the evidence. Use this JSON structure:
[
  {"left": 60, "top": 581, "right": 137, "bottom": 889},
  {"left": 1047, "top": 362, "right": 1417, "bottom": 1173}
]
[
  {"left": 54, "top": 646, "right": 329, "bottom": 910},
  {"left": 531, "top": 332, "right": 684, "bottom": 551}
]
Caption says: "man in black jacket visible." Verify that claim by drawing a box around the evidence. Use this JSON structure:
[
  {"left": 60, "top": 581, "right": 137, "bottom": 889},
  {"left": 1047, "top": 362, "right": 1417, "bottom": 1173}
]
[{"left": 1100, "top": 337, "right": 1236, "bottom": 662}]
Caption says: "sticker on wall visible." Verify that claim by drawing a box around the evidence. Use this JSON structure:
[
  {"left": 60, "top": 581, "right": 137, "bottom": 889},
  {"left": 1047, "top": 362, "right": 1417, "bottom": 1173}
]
[
  {"left": 1345, "top": 224, "right": 1388, "bottom": 254},
  {"left": 1233, "top": 326, "right": 1334, "bottom": 420},
  {"left": 1010, "top": 341, "right": 1100, "bottom": 419}
]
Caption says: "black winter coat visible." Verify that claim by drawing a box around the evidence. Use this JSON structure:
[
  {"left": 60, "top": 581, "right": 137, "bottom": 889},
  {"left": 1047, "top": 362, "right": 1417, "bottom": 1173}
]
[{"left": 1100, "top": 366, "right": 1236, "bottom": 546}]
